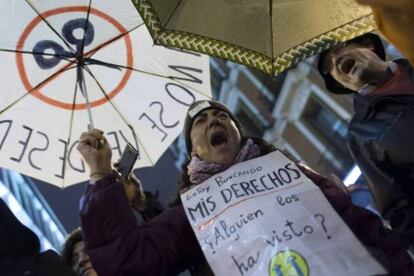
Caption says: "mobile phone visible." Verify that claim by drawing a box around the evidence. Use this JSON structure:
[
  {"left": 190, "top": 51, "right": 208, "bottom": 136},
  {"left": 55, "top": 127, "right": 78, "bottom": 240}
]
[{"left": 117, "top": 143, "right": 139, "bottom": 179}]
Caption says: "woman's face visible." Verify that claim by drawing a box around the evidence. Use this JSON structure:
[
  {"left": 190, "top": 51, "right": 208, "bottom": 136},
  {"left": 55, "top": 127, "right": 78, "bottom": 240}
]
[
  {"left": 190, "top": 108, "right": 241, "bottom": 165},
  {"left": 71, "top": 241, "right": 98, "bottom": 276}
]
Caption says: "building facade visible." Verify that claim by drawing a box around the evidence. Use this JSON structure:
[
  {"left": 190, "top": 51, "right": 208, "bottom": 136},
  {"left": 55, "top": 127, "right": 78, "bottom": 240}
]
[{"left": 0, "top": 169, "right": 67, "bottom": 252}]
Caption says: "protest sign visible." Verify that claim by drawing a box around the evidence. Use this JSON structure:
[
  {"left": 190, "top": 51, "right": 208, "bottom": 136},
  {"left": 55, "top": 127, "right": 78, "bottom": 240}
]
[{"left": 181, "top": 151, "right": 386, "bottom": 276}]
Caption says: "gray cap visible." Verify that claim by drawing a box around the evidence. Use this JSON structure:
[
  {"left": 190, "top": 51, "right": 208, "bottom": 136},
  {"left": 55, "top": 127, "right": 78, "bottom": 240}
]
[{"left": 183, "top": 100, "right": 242, "bottom": 156}]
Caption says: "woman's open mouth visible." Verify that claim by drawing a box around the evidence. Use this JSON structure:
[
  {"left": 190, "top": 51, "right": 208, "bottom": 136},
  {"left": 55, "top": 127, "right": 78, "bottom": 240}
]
[{"left": 210, "top": 130, "right": 228, "bottom": 148}]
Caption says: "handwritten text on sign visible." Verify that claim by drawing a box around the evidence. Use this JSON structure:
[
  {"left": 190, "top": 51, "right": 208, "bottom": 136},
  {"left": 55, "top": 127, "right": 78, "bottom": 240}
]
[{"left": 181, "top": 151, "right": 385, "bottom": 276}]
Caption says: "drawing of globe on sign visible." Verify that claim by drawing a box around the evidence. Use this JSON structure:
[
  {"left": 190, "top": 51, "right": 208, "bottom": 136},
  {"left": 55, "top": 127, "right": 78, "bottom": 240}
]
[
  {"left": 0, "top": 0, "right": 211, "bottom": 187},
  {"left": 269, "top": 249, "right": 309, "bottom": 276}
]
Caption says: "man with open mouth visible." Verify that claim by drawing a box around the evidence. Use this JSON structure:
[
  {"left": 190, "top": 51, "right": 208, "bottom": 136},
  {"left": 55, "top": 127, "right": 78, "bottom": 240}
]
[{"left": 318, "top": 32, "right": 414, "bottom": 249}]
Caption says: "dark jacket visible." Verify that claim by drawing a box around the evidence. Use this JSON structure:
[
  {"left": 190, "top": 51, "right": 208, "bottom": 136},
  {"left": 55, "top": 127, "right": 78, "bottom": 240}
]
[
  {"left": 347, "top": 59, "right": 414, "bottom": 244},
  {"left": 81, "top": 176, "right": 203, "bottom": 276},
  {"left": 80, "top": 153, "right": 414, "bottom": 275},
  {"left": 0, "top": 198, "right": 76, "bottom": 276}
]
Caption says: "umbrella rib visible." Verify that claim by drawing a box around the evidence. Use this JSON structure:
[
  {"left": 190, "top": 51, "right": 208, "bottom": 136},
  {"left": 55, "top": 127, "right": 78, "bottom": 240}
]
[
  {"left": 0, "top": 48, "right": 74, "bottom": 63},
  {"left": 153, "top": 0, "right": 181, "bottom": 43},
  {"left": 157, "top": 0, "right": 182, "bottom": 37},
  {"left": 79, "top": 0, "right": 93, "bottom": 58},
  {"left": 77, "top": 0, "right": 95, "bottom": 130},
  {"left": 269, "top": 0, "right": 275, "bottom": 76},
  {"left": 81, "top": 64, "right": 153, "bottom": 165},
  {"left": 25, "top": 0, "right": 78, "bottom": 58},
  {"left": 85, "top": 23, "right": 144, "bottom": 59},
  {"left": 0, "top": 61, "right": 76, "bottom": 116},
  {"left": 85, "top": 58, "right": 212, "bottom": 99}
]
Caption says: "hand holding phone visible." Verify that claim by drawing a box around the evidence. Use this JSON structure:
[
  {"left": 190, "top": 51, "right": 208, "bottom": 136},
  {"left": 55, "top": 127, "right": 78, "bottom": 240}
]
[{"left": 116, "top": 143, "right": 139, "bottom": 179}]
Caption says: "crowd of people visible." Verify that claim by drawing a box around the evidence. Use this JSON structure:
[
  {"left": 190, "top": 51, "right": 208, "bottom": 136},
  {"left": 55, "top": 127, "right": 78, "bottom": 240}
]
[{"left": 2, "top": 1, "right": 414, "bottom": 275}]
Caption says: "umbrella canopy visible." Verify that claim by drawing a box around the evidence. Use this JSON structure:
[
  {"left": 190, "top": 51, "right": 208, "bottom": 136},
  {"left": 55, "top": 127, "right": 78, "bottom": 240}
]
[
  {"left": 132, "top": 0, "right": 377, "bottom": 76},
  {"left": 0, "top": 0, "right": 211, "bottom": 187}
]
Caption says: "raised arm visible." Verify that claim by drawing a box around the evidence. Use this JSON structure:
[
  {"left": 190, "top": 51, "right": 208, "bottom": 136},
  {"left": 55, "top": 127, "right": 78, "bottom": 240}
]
[{"left": 77, "top": 129, "right": 201, "bottom": 275}]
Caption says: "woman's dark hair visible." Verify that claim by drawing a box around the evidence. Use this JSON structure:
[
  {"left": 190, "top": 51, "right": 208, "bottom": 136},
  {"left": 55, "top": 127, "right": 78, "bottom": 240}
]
[
  {"left": 169, "top": 136, "right": 277, "bottom": 206},
  {"left": 61, "top": 228, "right": 83, "bottom": 266}
]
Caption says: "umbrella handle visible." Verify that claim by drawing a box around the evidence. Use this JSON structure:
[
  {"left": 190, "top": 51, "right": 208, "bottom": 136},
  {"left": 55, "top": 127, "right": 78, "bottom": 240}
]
[
  {"left": 85, "top": 100, "right": 94, "bottom": 129},
  {"left": 77, "top": 64, "right": 94, "bottom": 130}
]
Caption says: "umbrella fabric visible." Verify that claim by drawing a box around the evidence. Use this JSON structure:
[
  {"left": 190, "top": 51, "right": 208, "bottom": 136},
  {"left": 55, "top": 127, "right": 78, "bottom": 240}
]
[
  {"left": 132, "top": 0, "right": 377, "bottom": 76},
  {"left": 0, "top": 0, "right": 211, "bottom": 187}
]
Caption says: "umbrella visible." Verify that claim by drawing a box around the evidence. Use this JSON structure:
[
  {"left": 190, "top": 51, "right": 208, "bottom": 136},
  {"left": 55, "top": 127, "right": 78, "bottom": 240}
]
[
  {"left": 132, "top": 0, "right": 377, "bottom": 76},
  {"left": 0, "top": 0, "right": 211, "bottom": 187}
]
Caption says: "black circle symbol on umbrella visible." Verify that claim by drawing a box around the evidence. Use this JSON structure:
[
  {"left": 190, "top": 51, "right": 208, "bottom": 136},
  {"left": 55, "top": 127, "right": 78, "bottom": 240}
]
[
  {"left": 33, "top": 18, "right": 95, "bottom": 70},
  {"left": 15, "top": 6, "right": 133, "bottom": 110}
]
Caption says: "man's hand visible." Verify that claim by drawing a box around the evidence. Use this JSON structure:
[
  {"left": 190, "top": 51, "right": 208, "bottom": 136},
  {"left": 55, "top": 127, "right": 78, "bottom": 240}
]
[{"left": 77, "top": 129, "right": 112, "bottom": 181}]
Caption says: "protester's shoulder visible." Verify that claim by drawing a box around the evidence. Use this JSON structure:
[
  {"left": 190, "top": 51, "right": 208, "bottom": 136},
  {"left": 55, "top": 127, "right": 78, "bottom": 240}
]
[
  {"left": 247, "top": 136, "right": 301, "bottom": 163},
  {"left": 249, "top": 137, "right": 275, "bottom": 151},
  {"left": 295, "top": 164, "right": 350, "bottom": 210},
  {"left": 249, "top": 136, "right": 279, "bottom": 153}
]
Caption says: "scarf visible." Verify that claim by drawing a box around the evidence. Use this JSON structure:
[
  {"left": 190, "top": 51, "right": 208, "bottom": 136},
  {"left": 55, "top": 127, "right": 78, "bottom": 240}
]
[{"left": 187, "top": 138, "right": 261, "bottom": 185}]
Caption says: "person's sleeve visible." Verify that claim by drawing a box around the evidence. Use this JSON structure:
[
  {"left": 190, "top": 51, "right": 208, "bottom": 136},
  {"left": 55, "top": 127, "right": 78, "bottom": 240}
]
[
  {"left": 298, "top": 164, "right": 414, "bottom": 276},
  {"left": 374, "top": 106, "right": 414, "bottom": 171},
  {"left": 80, "top": 172, "right": 200, "bottom": 276},
  {"left": 349, "top": 114, "right": 414, "bottom": 243},
  {"left": 347, "top": 134, "right": 407, "bottom": 214}
]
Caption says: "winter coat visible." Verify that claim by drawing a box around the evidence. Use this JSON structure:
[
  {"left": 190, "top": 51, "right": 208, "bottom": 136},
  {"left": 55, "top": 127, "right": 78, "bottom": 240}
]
[
  {"left": 347, "top": 59, "right": 414, "bottom": 245},
  {"left": 80, "top": 158, "right": 414, "bottom": 275},
  {"left": 0, "top": 198, "right": 76, "bottom": 276}
]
